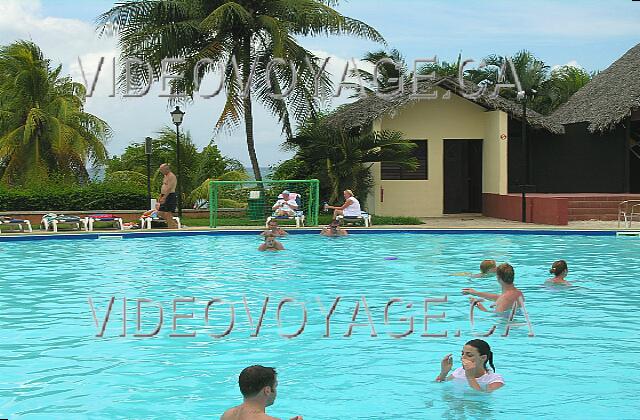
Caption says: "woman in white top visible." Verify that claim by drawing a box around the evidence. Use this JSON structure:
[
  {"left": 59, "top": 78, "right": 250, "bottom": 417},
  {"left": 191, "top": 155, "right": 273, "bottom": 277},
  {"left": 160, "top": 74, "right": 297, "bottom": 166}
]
[
  {"left": 325, "top": 189, "right": 361, "bottom": 219},
  {"left": 435, "top": 339, "right": 504, "bottom": 392}
]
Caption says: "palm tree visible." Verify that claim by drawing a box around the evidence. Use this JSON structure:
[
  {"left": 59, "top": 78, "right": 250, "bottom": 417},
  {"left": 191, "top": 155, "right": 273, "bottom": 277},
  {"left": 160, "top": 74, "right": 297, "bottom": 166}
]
[
  {"left": 0, "top": 41, "right": 110, "bottom": 185},
  {"left": 347, "top": 49, "right": 408, "bottom": 97},
  {"left": 286, "top": 115, "right": 418, "bottom": 203},
  {"left": 536, "top": 65, "right": 592, "bottom": 115},
  {"left": 97, "top": 0, "right": 385, "bottom": 182},
  {"left": 466, "top": 50, "right": 550, "bottom": 111}
]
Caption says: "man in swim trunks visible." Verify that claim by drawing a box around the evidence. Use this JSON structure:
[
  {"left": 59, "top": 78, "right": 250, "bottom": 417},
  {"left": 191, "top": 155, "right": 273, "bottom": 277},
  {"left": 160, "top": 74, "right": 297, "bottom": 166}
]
[
  {"left": 158, "top": 163, "right": 178, "bottom": 228},
  {"left": 462, "top": 263, "right": 524, "bottom": 313},
  {"left": 220, "top": 365, "right": 303, "bottom": 420}
]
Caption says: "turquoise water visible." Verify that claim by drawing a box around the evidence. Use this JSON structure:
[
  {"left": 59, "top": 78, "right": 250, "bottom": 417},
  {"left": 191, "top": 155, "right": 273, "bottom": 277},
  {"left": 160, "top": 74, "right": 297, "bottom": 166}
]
[{"left": 1, "top": 232, "right": 639, "bottom": 419}]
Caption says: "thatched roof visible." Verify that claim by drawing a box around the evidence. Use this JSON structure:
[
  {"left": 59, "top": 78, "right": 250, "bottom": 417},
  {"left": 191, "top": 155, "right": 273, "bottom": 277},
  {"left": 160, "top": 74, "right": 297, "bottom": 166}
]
[
  {"left": 326, "top": 76, "right": 564, "bottom": 134},
  {"left": 551, "top": 43, "right": 640, "bottom": 132}
]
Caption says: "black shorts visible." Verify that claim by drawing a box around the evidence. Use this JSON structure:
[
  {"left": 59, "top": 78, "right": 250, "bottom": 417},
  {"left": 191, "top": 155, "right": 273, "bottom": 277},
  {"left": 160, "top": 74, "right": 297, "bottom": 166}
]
[{"left": 159, "top": 193, "right": 177, "bottom": 212}]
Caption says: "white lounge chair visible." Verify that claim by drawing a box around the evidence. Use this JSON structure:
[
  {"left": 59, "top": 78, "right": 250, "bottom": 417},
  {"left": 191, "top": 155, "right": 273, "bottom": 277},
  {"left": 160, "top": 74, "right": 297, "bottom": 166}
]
[
  {"left": 0, "top": 216, "right": 33, "bottom": 233},
  {"left": 41, "top": 213, "right": 85, "bottom": 232},
  {"left": 84, "top": 214, "right": 124, "bottom": 231},
  {"left": 336, "top": 211, "right": 372, "bottom": 227},
  {"left": 140, "top": 215, "right": 182, "bottom": 229}
]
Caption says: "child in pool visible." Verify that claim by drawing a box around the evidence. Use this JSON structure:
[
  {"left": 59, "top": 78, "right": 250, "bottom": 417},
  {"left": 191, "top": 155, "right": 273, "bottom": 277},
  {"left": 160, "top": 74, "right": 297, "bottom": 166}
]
[{"left": 451, "top": 259, "right": 497, "bottom": 278}]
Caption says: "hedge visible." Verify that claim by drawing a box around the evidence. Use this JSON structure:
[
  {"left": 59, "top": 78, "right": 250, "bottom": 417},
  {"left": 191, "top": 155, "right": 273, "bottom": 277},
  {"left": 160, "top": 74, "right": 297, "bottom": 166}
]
[{"left": 0, "top": 182, "right": 148, "bottom": 211}]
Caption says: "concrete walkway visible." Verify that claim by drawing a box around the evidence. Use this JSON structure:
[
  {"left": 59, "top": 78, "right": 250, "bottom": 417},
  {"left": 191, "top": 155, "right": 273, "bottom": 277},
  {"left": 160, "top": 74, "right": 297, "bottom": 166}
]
[{"left": 1, "top": 215, "right": 636, "bottom": 236}]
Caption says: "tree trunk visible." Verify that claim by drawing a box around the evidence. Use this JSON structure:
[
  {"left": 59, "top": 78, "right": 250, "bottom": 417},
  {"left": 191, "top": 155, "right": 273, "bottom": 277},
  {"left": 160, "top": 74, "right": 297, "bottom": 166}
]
[
  {"left": 243, "top": 92, "right": 262, "bottom": 182},
  {"left": 242, "top": 47, "right": 262, "bottom": 182}
]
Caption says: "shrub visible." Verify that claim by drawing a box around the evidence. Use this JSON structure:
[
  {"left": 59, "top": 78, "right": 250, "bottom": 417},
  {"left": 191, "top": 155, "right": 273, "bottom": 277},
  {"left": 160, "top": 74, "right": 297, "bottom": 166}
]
[{"left": 0, "top": 182, "right": 147, "bottom": 211}]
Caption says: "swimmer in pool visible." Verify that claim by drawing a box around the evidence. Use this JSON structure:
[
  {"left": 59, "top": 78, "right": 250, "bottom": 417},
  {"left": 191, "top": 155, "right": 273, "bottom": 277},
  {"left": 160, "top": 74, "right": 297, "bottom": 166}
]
[
  {"left": 220, "top": 365, "right": 303, "bottom": 420},
  {"left": 258, "top": 233, "right": 284, "bottom": 252},
  {"left": 261, "top": 220, "right": 288, "bottom": 237},
  {"left": 546, "top": 260, "right": 572, "bottom": 286},
  {"left": 320, "top": 220, "right": 348, "bottom": 237},
  {"left": 451, "top": 259, "right": 497, "bottom": 278},
  {"left": 462, "top": 263, "right": 524, "bottom": 313},
  {"left": 435, "top": 339, "right": 504, "bottom": 392}
]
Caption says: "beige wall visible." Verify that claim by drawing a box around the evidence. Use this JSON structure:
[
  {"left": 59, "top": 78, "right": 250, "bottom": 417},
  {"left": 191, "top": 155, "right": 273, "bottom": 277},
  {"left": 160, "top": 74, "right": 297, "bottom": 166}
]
[{"left": 370, "top": 88, "right": 509, "bottom": 217}]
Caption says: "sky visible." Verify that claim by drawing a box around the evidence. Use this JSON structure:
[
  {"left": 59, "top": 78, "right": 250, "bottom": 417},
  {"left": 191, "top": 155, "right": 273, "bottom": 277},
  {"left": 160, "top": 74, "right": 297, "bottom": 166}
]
[{"left": 2, "top": 0, "right": 640, "bottom": 167}]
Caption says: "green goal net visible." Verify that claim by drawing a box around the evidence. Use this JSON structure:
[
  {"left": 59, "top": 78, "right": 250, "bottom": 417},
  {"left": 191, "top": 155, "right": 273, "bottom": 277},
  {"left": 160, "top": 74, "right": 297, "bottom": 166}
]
[{"left": 208, "top": 179, "right": 320, "bottom": 228}]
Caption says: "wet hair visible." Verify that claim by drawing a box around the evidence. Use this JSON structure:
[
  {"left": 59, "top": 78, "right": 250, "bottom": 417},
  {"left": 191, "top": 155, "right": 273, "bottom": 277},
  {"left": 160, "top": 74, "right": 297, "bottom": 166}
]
[
  {"left": 479, "top": 259, "right": 496, "bottom": 273},
  {"left": 465, "top": 339, "right": 496, "bottom": 372},
  {"left": 496, "top": 263, "right": 515, "bottom": 284},
  {"left": 239, "top": 365, "right": 277, "bottom": 397},
  {"left": 263, "top": 232, "right": 276, "bottom": 239},
  {"left": 550, "top": 260, "right": 568, "bottom": 276}
]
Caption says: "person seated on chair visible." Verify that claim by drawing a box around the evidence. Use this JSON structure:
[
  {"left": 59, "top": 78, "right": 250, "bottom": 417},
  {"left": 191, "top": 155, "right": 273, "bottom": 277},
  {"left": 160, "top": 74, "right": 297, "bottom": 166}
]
[
  {"left": 272, "top": 190, "right": 299, "bottom": 217},
  {"left": 325, "top": 189, "right": 361, "bottom": 221},
  {"left": 261, "top": 220, "right": 288, "bottom": 237},
  {"left": 462, "top": 263, "right": 524, "bottom": 313},
  {"left": 259, "top": 232, "right": 285, "bottom": 252}
]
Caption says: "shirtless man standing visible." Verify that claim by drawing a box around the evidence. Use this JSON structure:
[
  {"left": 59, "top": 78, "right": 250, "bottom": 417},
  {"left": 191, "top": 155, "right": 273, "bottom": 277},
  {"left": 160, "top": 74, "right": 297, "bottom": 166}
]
[
  {"left": 462, "top": 263, "right": 524, "bottom": 313},
  {"left": 157, "top": 163, "right": 178, "bottom": 228},
  {"left": 220, "top": 365, "right": 302, "bottom": 420}
]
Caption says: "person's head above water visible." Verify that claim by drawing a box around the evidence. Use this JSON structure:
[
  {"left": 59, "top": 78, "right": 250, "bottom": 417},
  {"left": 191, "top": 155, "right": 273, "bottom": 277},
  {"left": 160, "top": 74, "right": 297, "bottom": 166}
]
[
  {"left": 263, "top": 232, "right": 277, "bottom": 244},
  {"left": 550, "top": 260, "right": 568, "bottom": 277},
  {"left": 238, "top": 365, "right": 278, "bottom": 406},
  {"left": 496, "top": 263, "right": 515, "bottom": 285},
  {"left": 267, "top": 220, "right": 279, "bottom": 229},
  {"left": 480, "top": 259, "right": 497, "bottom": 274},
  {"left": 463, "top": 339, "right": 496, "bottom": 372}
]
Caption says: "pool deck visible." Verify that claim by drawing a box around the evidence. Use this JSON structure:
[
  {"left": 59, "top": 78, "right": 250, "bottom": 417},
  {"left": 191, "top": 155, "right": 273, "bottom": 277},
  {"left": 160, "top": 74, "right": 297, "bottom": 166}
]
[{"left": 1, "top": 215, "right": 637, "bottom": 239}]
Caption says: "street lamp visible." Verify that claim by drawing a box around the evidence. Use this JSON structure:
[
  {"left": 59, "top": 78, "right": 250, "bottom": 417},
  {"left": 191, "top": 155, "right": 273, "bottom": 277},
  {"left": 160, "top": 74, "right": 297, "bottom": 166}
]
[
  {"left": 518, "top": 89, "right": 536, "bottom": 223},
  {"left": 144, "top": 136, "right": 153, "bottom": 209},
  {"left": 170, "top": 106, "right": 185, "bottom": 218}
]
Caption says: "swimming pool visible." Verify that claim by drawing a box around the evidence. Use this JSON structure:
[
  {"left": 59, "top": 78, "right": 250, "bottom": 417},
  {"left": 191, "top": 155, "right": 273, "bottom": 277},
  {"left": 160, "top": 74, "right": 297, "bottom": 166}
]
[{"left": 1, "top": 232, "right": 639, "bottom": 419}]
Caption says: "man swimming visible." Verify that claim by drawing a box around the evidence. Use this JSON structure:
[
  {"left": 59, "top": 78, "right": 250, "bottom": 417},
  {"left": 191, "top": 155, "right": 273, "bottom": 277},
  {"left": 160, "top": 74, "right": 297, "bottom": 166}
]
[
  {"left": 220, "top": 365, "right": 303, "bottom": 420},
  {"left": 320, "top": 220, "right": 348, "bottom": 237},
  {"left": 258, "top": 233, "right": 284, "bottom": 252},
  {"left": 261, "top": 220, "right": 288, "bottom": 237},
  {"left": 462, "top": 263, "right": 524, "bottom": 313}
]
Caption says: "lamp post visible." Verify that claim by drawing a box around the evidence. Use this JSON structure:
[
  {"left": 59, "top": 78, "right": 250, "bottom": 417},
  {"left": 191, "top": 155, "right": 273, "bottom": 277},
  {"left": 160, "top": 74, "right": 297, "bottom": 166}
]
[
  {"left": 170, "top": 106, "right": 185, "bottom": 218},
  {"left": 144, "top": 136, "right": 152, "bottom": 208},
  {"left": 517, "top": 89, "right": 536, "bottom": 223}
]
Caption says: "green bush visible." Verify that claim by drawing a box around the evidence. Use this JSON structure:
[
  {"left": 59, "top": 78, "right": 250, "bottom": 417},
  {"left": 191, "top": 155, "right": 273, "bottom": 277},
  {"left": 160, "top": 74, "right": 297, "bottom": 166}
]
[{"left": 0, "top": 182, "right": 147, "bottom": 211}]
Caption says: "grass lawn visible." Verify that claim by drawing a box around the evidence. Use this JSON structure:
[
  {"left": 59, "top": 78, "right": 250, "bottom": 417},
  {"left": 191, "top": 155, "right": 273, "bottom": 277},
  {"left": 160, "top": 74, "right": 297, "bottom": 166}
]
[{"left": 181, "top": 214, "right": 424, "bottom": 227}]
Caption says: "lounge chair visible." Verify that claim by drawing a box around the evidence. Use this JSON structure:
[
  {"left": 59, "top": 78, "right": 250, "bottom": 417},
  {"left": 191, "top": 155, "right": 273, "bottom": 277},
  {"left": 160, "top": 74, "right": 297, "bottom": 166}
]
[
  {"left": 139, "top": 210, "right": 181, "bottom": 229},
  {"left": 0, "top": 216, "right": 33, "bottom": 233},
  {"left": 266, "top": 193, "right": 305, "bottom": 228},
  {"left": 84, "top": 214, "right": 124, "bottom": 231},
  {"left": 336, "top": 211, "right": 372, "bottom": 227},
  {"left": 617, "top": 200, "right": 640, "bottom": 228},
  {"left": 41, "top": 213, "right": 85, "bottom": 232}
]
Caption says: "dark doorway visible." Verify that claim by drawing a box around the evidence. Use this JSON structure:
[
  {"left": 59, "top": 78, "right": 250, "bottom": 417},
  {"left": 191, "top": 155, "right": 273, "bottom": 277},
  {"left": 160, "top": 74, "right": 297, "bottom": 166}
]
[
  {"left": 630, "top": 120, "right": 640, "bottom": 193},
  {"left": 443, "top": 139, "right": 483, "bottom": 213}
]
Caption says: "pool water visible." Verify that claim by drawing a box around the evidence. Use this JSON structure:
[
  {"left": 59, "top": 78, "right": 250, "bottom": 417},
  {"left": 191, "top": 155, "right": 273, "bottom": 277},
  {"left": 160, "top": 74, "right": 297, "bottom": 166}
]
[{"left": 1, "top": 232, "right": 639, "bottom": 419}]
